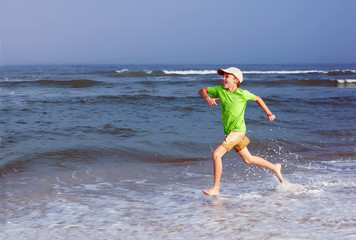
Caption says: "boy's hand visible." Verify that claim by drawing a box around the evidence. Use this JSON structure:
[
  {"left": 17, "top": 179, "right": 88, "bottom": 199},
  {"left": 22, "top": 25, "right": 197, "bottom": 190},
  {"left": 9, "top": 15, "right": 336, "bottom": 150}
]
[
  {"left": 199, "top": 88, "right": 219, "bottom": 106},
  {"left": 206, "top": 97, "right": 219, "bottom": 106},
  {"left": 268, "top": 114, "right": 276, "bottom": 122}
]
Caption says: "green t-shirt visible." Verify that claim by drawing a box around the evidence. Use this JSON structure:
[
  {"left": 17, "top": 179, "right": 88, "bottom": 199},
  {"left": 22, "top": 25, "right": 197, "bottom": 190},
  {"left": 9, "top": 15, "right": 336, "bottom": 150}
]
[{"left": 207, "top": 85, "right": 256, "bottom": 134}]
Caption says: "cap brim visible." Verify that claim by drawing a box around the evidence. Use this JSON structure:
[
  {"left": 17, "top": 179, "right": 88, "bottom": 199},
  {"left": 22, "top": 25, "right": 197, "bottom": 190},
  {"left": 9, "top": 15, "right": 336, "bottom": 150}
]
[{"left": 217, "top": 69, "right": 225, "bottom": 75}]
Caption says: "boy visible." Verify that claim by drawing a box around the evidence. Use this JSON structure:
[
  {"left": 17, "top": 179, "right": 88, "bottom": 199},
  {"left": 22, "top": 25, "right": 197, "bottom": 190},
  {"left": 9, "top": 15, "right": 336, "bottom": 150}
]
[{"left": 199, "top": 67, "right": 283, "bottom": 197}]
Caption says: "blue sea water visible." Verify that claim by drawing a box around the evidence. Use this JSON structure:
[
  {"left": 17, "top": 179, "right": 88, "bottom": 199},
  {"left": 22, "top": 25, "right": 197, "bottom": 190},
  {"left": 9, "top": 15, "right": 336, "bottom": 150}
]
[{"left": 0, "top": 64, "right": 355, "bottom": 239}]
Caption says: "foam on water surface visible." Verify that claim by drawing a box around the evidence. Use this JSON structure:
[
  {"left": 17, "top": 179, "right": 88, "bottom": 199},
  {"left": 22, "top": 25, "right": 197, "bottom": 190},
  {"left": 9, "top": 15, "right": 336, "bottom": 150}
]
[
  {"left": 276, "top": 180, "right": 307, "bottom": 193},
  {"left": 2, "top": 159, "right": 356, "bottom": 240}
]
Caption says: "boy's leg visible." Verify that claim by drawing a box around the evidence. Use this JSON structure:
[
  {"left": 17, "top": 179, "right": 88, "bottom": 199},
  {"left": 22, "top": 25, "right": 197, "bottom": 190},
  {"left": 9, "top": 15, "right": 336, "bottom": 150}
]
[
  {"left": 237, "top": 147, "right": 283, "bottom": 183},
  {"left": 202, "top": 145, "right": 227, "bottom": 196}
]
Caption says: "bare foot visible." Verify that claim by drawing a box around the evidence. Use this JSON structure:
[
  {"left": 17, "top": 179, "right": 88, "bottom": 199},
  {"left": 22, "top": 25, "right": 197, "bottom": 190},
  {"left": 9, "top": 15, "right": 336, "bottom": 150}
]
[
  {"left": 202, "top": 188, "right": 219, "bottom": 196},
  {"left": 274, "top": 163, "right": 284, "bottom": 183}
]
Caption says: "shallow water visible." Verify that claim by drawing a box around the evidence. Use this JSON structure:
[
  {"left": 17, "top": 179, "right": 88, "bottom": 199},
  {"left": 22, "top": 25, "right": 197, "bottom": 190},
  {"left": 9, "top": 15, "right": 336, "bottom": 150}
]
[
  {"left": 1, "top": 156, "right": 355, "bottom": 239},
  {"left": 1, "top": 64, "right": 355, "bottom": 239}
]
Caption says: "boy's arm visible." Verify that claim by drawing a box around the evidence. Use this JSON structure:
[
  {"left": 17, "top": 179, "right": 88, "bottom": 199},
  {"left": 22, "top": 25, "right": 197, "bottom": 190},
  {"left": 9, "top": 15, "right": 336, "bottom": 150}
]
[
  {"left": 199, "top": 88, "right": 219, "bottom": 106},
  {"left": 253, "top": 96, "right": 276, "bottom": 122}
]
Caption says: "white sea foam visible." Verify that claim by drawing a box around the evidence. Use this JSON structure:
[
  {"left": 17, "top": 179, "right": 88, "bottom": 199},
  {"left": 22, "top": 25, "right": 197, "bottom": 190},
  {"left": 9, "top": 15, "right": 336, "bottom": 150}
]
[
  {"left": 337, "top": 79, "right": 356, "bottom": 84},
  {"left": 114, "top": 69, "right": 356, "bottom": 76},
  {"left": 115, "top": 69, "right": 153, "bottom": 74},
  {"left": 164, "top": 69, "right": 328, "bottom": 75},
  {"left": 2, "top": 163, "right": 354, "bottom": 240},
  {"left": 162, "top": 70, "right": 216, "bottom": 75},
  {"left": 115, "top": 69, "right": 129, "bottom": 73},
  {"left": 244, "top": 70, "right": 328, "bottom": 74},
  {"left": 238, "top": 192, "right": 263, "bottom": 200},
  {"left": 275, "top": 180, "right": 307, "bottom": 193}
]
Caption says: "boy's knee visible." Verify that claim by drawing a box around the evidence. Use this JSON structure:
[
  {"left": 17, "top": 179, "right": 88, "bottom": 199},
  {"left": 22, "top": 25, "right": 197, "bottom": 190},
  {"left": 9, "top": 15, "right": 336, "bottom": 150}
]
[
  {"left": 212, "top": 151, "right": 219, "bottom": 160},
  {"left": 212, "top": 145, "right": 227, "bottom": 162},
  {"left": 212, "top": 150, "right": 222, "bottom": 161}
]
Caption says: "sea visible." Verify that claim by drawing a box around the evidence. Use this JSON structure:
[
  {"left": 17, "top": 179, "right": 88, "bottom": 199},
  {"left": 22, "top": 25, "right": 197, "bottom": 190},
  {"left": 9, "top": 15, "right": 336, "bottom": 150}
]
[{"left": 0, "top": 64, "right": 355, "bottom": 239}]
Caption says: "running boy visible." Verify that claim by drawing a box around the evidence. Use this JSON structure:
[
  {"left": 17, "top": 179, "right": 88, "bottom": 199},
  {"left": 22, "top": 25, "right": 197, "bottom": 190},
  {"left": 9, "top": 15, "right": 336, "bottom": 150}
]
[{"left": 199, "top": 67, "right": 283, "bottom": 196}]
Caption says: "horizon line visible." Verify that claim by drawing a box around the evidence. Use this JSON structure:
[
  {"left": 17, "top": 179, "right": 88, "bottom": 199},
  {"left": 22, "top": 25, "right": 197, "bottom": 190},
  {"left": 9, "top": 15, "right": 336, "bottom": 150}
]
[{"left": 1, "top": 62, "right": 356, "bottom": 67}]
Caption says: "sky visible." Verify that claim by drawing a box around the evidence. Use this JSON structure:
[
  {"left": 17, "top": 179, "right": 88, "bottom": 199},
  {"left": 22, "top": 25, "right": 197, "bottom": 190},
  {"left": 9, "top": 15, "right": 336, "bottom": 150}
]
[{"left": 0, "top": 0, "right": 355, "bottom": 65}]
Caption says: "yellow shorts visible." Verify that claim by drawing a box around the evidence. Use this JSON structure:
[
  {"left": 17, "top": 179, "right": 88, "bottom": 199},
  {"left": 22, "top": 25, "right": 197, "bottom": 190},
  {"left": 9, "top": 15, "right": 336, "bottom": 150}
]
[{"left": 221, "top": 131, "right": 250, "bottom": 152}]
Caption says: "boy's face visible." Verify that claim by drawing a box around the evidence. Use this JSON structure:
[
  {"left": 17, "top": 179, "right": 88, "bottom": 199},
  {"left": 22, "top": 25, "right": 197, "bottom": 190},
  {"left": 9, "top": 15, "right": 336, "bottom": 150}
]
[{"left": 222, "top": 73, "right": 239, "bottom": 89}]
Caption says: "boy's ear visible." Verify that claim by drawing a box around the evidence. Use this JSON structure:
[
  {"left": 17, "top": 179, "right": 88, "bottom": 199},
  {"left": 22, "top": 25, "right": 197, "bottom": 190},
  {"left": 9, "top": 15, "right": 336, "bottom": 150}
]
[{"left": 236, "top": 78, "right": 241, "bottom": 87}]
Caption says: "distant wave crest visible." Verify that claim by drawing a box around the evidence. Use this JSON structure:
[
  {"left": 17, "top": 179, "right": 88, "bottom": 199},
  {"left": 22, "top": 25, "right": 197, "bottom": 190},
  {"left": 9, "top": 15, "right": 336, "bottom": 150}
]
[
  {"left": 111, "top": 69, "right": 215, "bottom": 77},
  {"left": 245, "top": 70, "right": 327, "bottom": 74},
  {"left": 162, "top": 70, "right": 216, "bottom": 75},
  {"left": 112, "top": 68, "right": 356, "bottom": 77}
]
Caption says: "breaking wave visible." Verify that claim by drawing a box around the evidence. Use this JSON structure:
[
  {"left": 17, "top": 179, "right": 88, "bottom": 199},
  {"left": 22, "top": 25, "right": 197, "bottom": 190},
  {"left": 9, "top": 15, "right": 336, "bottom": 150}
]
[{"left": 111, "top": 68, "right": 356, "bottom": 77}]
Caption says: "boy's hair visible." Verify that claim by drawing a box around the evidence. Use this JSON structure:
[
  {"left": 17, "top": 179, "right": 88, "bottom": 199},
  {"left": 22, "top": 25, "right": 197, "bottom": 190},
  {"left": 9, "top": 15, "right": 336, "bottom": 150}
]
[{"left": 217, "top": 67, "right": 244, "bottom": 83}]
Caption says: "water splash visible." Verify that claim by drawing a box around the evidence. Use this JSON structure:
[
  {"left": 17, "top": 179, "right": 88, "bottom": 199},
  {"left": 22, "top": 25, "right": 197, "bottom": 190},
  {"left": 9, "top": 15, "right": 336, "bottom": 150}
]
[{"left": 275, "top": 180, "right": 307, "bottom": 193}]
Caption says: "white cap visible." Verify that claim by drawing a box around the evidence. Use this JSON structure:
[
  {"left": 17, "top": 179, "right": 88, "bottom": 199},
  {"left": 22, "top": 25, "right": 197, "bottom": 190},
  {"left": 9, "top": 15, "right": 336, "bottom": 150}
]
[{"left": 217, "top": 67, "right": 243, "bottom": 83}]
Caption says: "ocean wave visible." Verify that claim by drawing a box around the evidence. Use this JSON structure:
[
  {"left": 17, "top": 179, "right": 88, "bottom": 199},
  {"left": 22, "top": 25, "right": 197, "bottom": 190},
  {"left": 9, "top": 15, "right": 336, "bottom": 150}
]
[
  {"left": 0, "top": 145, "right": 204, "bottom": 173},
  {"left": 113, "top": 69, "right": 325, "bottom": 77},
  {"left": 336, "top": 79, "right": 356, "bottom": 84},
  {"left": 298, "top": 78, "right": 356, "bottom": 87},
  {"left": 115, "top": 69, "right": 153, "bottom": 75},
  {"left": 38, "top": 79, "right": 104, "bottom": 88},
  {"left": 109, "top": 69, "right": 215, "bottom": 78},
  {"left": 162, "top": 70, "right": 216, "bottom": 75},
  {"left": 64, "top": 125, "right": 145, "bottom": 137},
  {"left": 0, "top": 76, "right": 34, "bottom": 81},
  {"left": 0, "top": 79, "right": 104, "bottom": 88},
  {"left": 21, "top": 94, "right": 199, "bottom": 105},
  {"left": 96, "top": 94, "right": 189, "bottom": 102},
  {"left": 303, "top": 96, "right": 356, "bottom": 106},
  {"left": 3, "top": 68, "right": 355, "bottom": 82},
  {"left": 111, "top": 68, "right": 356, "bottom": 77},
  {"left": 259, "top": 78, "right": 354, "bottom": 87},
  {"left": 244, "top": 70, "right": 328, "bottom": 74},
  {"left": 327, "top": 70, "right": 356, "bottom": 76},
  {"left": 107, "top": 69, "right": 157, "bottom": 78}
]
